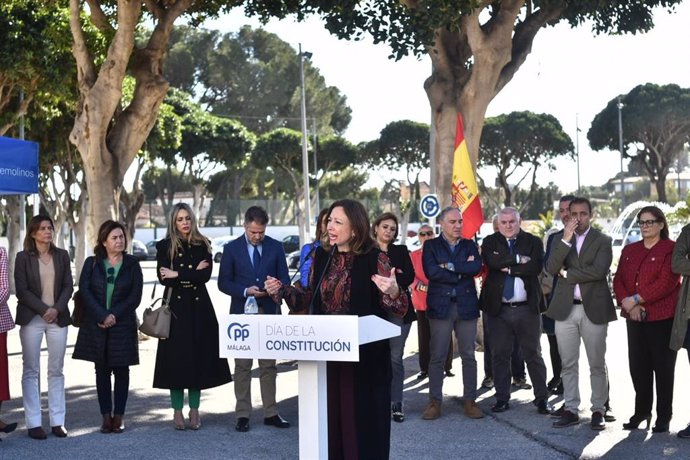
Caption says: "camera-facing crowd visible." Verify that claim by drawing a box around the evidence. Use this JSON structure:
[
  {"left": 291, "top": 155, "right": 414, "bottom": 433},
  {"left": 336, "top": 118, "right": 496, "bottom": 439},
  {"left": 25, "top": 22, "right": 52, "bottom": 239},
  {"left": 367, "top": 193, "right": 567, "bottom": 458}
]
[{"left": 0, "top": 196, "right": 689, "bottom": 459}]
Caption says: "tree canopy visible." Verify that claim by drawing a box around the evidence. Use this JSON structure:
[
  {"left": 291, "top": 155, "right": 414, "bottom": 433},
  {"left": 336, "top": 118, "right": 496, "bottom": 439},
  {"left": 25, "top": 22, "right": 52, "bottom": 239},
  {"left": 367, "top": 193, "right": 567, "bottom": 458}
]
[
  {"left": 478, "top": 111, "right": 573, "bottom": 209},
  {"left": 588, "top": 83, "right": 690, "bottom": 203}
]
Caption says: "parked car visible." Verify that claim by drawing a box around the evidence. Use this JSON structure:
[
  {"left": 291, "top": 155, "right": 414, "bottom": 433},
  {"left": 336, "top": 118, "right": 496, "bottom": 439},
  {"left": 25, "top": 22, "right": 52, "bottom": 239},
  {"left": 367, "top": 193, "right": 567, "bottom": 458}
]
[
  {"left": 286, "top": 250, "right": 300, "bottom": 270},
  {"left": 211, "top": 235, "right": 238, "bottom": 263},
  {"left": 131, "top": 239, "right": 148, "bottom": 261},
  {"left": 282, "top": 235, "right": 300, "bottom": 254},
  {"left": 145, "top": 240, "right": 158, "bottom": 260}
]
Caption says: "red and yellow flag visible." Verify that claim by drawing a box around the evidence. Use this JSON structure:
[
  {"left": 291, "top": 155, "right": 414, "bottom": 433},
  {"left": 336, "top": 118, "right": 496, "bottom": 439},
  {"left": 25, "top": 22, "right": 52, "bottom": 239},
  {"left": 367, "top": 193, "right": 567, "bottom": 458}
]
[{"left": 451, "top": 114, "right": 483, "bottom": 239}]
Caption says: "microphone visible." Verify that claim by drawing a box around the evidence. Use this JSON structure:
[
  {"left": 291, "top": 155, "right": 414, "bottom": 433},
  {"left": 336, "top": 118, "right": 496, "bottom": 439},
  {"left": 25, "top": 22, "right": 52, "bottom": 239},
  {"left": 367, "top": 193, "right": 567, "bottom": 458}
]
[{"left": 308, "top": 244, "right": 337, "bottom": 315}]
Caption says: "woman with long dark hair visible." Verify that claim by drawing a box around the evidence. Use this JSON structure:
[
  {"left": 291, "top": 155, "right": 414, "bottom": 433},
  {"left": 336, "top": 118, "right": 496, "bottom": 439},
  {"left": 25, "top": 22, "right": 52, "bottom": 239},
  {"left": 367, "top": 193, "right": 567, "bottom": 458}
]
[
  {"left": 266, "top": 199, "right": 408, "bottom": 459},
  {"left": 613, "top": 206, "right": 679, "bottom": 433},
  {"left": 73, "top": 220, "right": 143, "bottom": 433},
  {"left": 154, "top": 203, "right": 232, "bottom": 430},
  {"left": 15, "top": 215, "right": 73, "bottom": 439},
  {"left": 372, "top": 212, "right": 415, "bottom": 423}
]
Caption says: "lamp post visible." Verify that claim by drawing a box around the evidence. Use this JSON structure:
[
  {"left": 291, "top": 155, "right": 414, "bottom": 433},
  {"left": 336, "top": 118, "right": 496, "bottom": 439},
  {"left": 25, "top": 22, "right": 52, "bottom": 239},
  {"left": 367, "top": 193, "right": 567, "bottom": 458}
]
[
  {"left": 311, "top": 118, "right": 320, "bottom": 213},
  {"left": 617, "top": 99, "right": 625, "bottom": 210},
  {"left": 299, "top": 44, "right": 312, "bottom": 243}
]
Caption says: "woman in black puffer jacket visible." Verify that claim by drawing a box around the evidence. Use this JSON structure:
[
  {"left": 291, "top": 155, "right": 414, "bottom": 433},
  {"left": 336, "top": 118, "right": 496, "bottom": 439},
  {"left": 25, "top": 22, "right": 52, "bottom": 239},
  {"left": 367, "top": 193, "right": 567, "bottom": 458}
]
[{"left": 73, "top": 220, "right": 143, "bottom": 434}]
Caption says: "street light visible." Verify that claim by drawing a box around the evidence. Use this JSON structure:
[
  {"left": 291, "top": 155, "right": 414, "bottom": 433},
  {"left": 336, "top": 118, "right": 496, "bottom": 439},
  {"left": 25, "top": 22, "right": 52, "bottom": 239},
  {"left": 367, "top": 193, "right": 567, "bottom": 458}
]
[
  {"left": 617, "top": 98, "right": 625, "bottom": 210},
  {"left": 299, "top": 43, "right": 312, "bottom": 244}
]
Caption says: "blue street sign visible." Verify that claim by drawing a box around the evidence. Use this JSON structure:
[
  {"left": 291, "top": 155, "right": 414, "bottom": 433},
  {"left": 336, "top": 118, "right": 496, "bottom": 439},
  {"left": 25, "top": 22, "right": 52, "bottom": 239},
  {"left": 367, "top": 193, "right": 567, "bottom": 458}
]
[
  {"left": 0, "top": 136, "right": 39, "bottom": 194},
  {"left": 419, "top": 194, "right": 440, "bottom": 219}
]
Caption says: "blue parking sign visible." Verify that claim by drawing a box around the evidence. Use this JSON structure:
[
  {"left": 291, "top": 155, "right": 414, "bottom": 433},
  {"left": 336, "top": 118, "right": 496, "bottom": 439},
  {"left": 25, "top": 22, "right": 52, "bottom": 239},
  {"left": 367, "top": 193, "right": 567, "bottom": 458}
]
[{"left": 419, "top": 194, "right": 440, "bottom": 219}]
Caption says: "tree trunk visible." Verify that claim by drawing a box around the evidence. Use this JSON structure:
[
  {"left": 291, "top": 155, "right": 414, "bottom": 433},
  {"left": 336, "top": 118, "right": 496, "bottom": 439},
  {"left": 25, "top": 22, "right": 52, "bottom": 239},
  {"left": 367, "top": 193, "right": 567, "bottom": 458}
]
[
  {"left": 422, "top": 2, "right": 566, "bottom": 207},
  {"left": 4, "top": 195, "right": 21, "bottom": 294},
  {"left": 655, "top": 176, "right": 668, "bottom": 203},
  {"left": 68, "top": 0, "right": 189, "bottom": 246}
]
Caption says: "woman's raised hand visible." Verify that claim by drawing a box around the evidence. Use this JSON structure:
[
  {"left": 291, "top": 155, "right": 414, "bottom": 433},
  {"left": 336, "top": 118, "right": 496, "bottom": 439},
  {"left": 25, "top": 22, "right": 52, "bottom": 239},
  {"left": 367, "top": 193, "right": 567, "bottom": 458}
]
[
  {"left": 371, "top": 267, "right": 400, "bottom": 298},
  {"left": 264, "top": 276, "right": 283, "bottom": 297}
]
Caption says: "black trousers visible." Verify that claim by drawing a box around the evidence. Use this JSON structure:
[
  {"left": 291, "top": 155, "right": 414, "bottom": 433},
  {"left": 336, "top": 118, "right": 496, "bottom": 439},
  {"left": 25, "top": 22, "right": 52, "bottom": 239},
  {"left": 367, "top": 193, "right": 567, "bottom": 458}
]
[
  {"left": 483, "top": 313, "right": 526, "bottom": 379},
  {"left": 627, "top": 318, "right": 677, "bottom": 422},
  {"left": 96, "top": 364, "right": 130, "bottom": 415}
]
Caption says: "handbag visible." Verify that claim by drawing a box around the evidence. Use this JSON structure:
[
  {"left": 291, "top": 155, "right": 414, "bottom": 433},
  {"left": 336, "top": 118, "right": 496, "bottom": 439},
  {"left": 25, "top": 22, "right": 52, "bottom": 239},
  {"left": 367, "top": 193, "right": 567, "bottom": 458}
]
[
  {"left": 139, "top": 281, "right": 174, "bottom": 339},
  {"left": 71, "top": 290, "right": 85, "bottom": 327}
]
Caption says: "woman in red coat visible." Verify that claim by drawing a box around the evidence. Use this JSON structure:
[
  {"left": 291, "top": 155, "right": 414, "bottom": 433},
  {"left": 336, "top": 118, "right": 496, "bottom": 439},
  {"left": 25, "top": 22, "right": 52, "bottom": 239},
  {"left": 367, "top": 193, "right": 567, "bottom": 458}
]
[{"left": 613, "top": 206, "right": 680, "bottom": 433}]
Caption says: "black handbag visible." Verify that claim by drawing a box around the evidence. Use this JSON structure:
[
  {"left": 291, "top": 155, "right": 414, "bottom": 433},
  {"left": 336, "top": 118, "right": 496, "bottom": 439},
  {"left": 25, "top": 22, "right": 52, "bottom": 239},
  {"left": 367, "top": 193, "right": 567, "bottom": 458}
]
[{"left": 71, "top": 290, "right": 85, "bottom": 327}]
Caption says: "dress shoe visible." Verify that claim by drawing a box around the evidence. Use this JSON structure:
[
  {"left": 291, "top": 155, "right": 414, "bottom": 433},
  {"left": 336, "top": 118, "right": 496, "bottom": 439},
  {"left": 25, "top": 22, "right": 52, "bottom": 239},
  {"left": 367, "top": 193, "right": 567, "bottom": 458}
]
[
  {"left": 464, "top": 400, "right": 484, "bottom": 419},
  {"left": 0, "top": 420, "right": 17, "bottom": 434},
  {"left": 422, "top": 399, "right": 441, "bottom": 420},
  {"left": 416, "top": 371, "right": 428, "bottom": 380},
  {"left": 534, "top": 399, "right": 553, "bottom": 415},
  {"left": 591, "top": 411, "right": 606, "bottom": 431},
  {"left": 652, "top": 419, "right": 670, "bottom": 433},
  {"left": 235, "top": 417, "right": 250, "bottom": 432},
  {"left": 512, "top": 377, "right": 532, "bottom": 390},
  {"left": 264, "top": 415, "right": 290, "bottom": 428},
  {"left": 549, "top": 404, "right": 566, "bottom": 418},
  {"left": 100, "top": 414, "right": 113, "bottom": 434},
  {"left": 391, "top": 402, "right": 404, "bottom": 423},
  {"left": 553, "top": 410, "right": 580, "bottom": 428},
  {"left": 604, "top": 411, "right": 616, "bottom": 422},
  {"left": 51, "top": 425, "right": 68, "bottom": 438},
  {"left": 622, "top": 414, "right": 651, "bottom": 430},
  {"left": 677, "top": 423, "right": 690, "bottom": 438},
  {"left": 444, "top": 370, "right": 455, "bottom": 377},
  {"left": 481, "top": 376, "right": 494, "bottom": 389},
  {"left": 28, "top": 426, "right": 47, "bottom": 440},
  {"left": 491, "top": 400, "right": 510, "bottom": 413},
  {"left": 112, "top": 415, "right": 125, "bottom": 434},
  {"left": 188, "top": 409, "right": 201, "bottom": 430}
]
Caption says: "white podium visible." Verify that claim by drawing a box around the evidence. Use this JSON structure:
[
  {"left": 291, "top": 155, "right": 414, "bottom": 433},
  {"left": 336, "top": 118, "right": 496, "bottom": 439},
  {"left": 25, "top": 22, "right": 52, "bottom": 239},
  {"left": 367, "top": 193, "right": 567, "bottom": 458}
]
[{"left": 219, "top": 314, "right": 400, "bottom": 459}]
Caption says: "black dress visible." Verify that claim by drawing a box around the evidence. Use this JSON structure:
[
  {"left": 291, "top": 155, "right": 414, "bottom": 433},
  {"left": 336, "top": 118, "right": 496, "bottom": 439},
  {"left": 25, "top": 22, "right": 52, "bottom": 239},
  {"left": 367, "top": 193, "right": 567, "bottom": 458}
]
[{"left": 153, "top": 238, "right": 231, "bottom": 390}]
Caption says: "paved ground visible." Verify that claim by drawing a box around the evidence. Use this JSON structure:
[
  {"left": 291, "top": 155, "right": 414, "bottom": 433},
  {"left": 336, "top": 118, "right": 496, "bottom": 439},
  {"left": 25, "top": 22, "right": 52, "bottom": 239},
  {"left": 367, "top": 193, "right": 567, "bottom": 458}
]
[{"left": 1, "top": 260, "right": 690, "bottom": 459}]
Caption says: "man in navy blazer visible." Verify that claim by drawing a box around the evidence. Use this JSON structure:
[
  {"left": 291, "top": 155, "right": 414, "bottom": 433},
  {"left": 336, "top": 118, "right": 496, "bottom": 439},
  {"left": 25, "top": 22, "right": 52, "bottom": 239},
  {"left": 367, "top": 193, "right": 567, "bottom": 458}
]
[
  {"left": 421, "top": 206, "right": 483, "bottom": 421},
  {"left": 218, "top": 206, "right": 290, "bottom": 433}
]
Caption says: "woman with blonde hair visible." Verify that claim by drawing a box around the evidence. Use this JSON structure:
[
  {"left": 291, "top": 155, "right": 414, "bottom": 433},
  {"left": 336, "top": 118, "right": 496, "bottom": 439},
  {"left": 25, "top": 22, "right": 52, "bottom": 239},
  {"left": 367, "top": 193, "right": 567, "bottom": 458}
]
[{"left": 153, "top": 203, "right": 232, "bottom": 430}]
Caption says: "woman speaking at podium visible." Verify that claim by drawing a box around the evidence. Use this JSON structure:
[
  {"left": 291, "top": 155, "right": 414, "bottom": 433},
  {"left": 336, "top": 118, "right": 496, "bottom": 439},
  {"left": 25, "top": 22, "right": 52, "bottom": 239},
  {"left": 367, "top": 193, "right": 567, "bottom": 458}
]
[{"left": 265, "top": 199, "right": 408, "bottom": 460}]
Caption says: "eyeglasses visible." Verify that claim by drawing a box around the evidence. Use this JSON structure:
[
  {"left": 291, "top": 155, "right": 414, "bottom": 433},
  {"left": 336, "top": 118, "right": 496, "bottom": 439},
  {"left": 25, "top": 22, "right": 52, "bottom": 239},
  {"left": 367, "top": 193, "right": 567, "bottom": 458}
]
[
  {"left": 637, "top": 219, "right": 660, "bottom": 227},
  {"left": 107, "top": 267, "right": 115, "bottom": 284},
  {"left": 418, "top": 231, "right": 434, "bottom": 237}
]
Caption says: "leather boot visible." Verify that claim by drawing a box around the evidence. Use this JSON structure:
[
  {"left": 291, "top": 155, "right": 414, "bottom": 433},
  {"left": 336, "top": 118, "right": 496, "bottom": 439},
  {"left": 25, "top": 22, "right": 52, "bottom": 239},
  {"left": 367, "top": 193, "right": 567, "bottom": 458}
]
[
  {"left": 100, "top": 414, "right": 113, "bottom": 434},
  {"left": 463, "top": 399, "right": 485, "bottom": 419},
  {"left": 422, "top": 399, "right": 441, "bottom": 420}
]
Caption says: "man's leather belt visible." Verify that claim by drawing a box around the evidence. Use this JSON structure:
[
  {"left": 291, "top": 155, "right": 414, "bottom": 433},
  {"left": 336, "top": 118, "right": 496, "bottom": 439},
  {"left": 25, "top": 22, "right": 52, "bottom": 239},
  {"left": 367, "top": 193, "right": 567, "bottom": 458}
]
[
  {"left": 501, "top": 301, "right": 529, "bottom": 308},
  {"left": 573, "top": 299, "right": 583, "bottom": 305}
]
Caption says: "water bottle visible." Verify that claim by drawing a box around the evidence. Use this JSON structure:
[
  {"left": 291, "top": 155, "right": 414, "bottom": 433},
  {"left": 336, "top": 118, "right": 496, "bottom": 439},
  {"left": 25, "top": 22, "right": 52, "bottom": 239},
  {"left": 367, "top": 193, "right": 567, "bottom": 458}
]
[{"left": 244, "top": 296, "right": 259, "bottom": 314}]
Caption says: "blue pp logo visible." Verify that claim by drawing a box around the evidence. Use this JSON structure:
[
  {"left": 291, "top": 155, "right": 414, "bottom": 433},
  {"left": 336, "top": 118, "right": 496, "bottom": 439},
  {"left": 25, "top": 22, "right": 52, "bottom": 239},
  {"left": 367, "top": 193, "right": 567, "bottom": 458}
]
[{"left": 228, "top": 322, "right": 250, "bottom": 341}]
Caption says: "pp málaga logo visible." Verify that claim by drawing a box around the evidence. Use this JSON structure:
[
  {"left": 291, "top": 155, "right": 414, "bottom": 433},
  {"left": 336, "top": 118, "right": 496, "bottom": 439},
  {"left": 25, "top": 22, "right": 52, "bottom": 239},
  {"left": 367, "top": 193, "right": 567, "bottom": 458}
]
[{"left": 227, "top": 322, "right": 250, "bottom": 342}]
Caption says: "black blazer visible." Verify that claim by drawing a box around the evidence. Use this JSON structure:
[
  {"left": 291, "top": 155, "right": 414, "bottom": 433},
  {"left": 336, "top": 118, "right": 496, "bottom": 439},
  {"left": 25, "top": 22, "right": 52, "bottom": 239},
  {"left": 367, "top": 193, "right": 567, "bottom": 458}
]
[
  {"left": 384, "top": 244, "right": 416, "bottom": 324},
  {"left": 480, "top": 230, "right": 544, "bottom": 316},
  {"left": 14, "top": 248, "right": 73, "bottom": 327}
]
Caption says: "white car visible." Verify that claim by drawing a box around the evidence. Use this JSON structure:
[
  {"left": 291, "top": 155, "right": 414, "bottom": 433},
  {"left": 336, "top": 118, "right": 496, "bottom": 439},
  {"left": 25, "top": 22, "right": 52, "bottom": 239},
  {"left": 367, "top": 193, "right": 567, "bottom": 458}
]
[{"left": 211, "top": 235, "right": 238, "bottom": 263}]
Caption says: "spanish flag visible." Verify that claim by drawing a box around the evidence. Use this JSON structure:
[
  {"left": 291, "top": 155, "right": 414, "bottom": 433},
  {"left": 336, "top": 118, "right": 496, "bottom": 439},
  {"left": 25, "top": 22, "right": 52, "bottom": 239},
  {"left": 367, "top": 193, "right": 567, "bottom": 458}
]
[{"left": 451, "top": 114, "right": 483, "bottom": 239}]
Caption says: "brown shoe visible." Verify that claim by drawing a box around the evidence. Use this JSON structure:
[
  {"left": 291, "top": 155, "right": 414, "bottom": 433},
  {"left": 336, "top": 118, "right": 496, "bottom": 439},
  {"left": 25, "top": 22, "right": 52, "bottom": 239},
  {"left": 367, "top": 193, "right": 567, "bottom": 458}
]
[
  {"left": 422, "top": 399, "right": 442, "bottom": 420},
  {"left": 464, "top": 399, "right": 485, "bottom": 419},
  {"left": 51, "top": 425, "right": 68, "bottom": 438},
  {"left": 100, "top": 414, "right": 113, "bottom": 434},
  {"left": 111, "top": 415, "right": 124, "bottom": 434},
  {"left": 28, "top": 426, "right": 47, "bottom": 440}
]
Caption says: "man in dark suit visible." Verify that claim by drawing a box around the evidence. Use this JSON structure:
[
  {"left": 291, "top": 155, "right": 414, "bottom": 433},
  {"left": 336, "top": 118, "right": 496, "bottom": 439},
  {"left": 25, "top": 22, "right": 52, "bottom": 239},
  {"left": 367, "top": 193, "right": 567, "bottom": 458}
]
[
  {"left": 218, "top": 206, "right": 290, "bottom": 433},
  {"left": 421, "top": 207, "right": 483, "bottom": 421},
  {"left": 545, "top": 197, "right": 617, "bottom": 430},
  {"left": 481, "top": 207, "right": 550, "bottom": 415}
]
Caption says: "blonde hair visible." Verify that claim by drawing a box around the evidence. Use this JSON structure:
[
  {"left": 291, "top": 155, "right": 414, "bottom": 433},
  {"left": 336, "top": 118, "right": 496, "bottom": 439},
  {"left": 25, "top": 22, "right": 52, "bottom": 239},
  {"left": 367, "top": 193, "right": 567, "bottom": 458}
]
[{"left": 166, "top": 203, "right": 211, "bottom": 261}]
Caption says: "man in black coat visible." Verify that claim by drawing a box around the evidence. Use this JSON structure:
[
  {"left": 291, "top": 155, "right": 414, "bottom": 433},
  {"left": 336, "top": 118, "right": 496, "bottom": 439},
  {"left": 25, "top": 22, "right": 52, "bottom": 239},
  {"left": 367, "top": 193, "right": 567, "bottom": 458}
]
[{"left": 480, "top": 207, "right": 550, "bottom": 415}]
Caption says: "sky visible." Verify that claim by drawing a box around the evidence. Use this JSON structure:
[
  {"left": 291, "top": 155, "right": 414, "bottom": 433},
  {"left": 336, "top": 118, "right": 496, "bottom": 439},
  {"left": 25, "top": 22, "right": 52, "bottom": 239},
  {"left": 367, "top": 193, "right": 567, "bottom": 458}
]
[{"left": 204, "top": 2, "right": 690, "bottom": 194}]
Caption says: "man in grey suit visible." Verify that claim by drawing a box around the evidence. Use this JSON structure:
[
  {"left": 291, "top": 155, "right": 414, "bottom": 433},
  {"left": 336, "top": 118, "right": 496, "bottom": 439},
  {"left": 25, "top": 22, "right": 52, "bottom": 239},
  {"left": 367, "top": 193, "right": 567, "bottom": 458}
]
[{"left": 545, "top": 197, "right": 617, "bottom": 430}]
